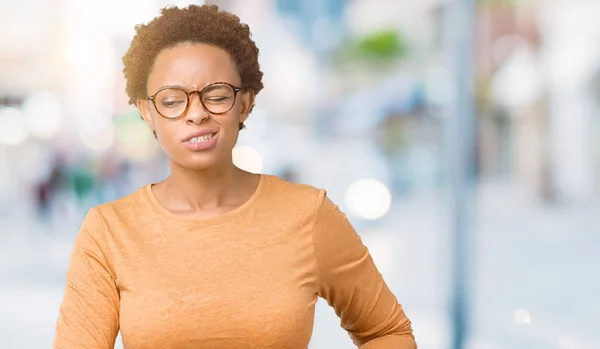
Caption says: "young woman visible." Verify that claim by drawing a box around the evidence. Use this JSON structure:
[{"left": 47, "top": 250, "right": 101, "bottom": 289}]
[{"left": 54, "top": 5, "right": 416, "bottom": 348}]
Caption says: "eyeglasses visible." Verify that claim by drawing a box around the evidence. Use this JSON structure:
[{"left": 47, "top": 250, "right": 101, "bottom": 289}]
[{"left": 146, "top": 82, "right": 242, "bottom": 120}]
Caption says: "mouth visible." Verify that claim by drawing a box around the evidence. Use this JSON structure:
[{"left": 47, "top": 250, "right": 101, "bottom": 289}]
[
  {"left": 184, "top": 132, "right": 217, "bottom": 143},
  {"left": 182, "top": 131, "right": 219, "bottom": 151}
]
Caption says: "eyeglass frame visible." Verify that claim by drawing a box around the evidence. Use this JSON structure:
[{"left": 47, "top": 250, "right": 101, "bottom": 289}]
[{"left": 146, "top": 82, "right": 243, "bottom": 120}]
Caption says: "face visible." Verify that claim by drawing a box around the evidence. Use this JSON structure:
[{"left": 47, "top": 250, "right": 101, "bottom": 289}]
[{"left": 137, "top": 43, "right": 253, "bottom": 171}]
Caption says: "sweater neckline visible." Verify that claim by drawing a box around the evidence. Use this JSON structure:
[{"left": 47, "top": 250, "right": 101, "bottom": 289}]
[{"left": 143, "top": 174, "right": 267, "bottom": 226}]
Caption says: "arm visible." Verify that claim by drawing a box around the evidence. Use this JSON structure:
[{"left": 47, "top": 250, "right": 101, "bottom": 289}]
[
  {"left": 312, "top": 191, "right": 417, "bottom": 349},
  {"left": 54, "top": 209, "right": 120, "bottom": 349}
]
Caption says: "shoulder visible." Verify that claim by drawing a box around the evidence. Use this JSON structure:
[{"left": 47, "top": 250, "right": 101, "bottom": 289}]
[
  {"left": 264, "top": 176, "right": 349, "bottom": 229},
  {"left": 89, "top": 185, "right": 150, "bottom": 225},
  {"left": 75, "top": 186, "right": 150, "bottom": 249},
  {"left": 262, "top": 174, "right": 326, "bottom": 204}
]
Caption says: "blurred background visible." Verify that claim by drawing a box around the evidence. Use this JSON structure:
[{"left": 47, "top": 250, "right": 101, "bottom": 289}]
[{"left": 1, "top": 0, "right": 599, "bottom": 348}]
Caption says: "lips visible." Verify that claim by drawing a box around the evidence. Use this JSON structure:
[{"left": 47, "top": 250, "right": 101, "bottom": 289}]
[
  {"left": 182, "top": 130, "right": 218, "bottom": 143},
  {"left": 182, "top": 131, "right": 219, "bottom": 151}
]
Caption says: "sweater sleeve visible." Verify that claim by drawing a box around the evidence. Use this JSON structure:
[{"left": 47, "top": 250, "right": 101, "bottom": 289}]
[
  {"left": 54, "top": 209, "right": 120, "bottom": 349},
  {"left": 312, "top": 190, "right": 417, "bottom": 349}
]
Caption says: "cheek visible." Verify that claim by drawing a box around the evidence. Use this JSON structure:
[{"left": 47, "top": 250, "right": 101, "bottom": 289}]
[
  {"left": 221, "top": 118, "right": 241, "bottom": 138},
  {"left": 153, "top": 119, "right": 178, "bottom": 143},
  {"left": 222, "top": 107, "right": 243, "bottom": 127},
  {"left": 218, "top": 116, "right": 242, "bottom": 146}
]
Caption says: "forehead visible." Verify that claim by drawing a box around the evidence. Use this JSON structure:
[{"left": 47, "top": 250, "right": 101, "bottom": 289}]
[{"left": 147, "top": 43, "right": 239, "bottom": 92}]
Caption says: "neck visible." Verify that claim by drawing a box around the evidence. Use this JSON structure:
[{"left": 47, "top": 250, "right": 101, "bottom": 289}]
[{"left": 164, "top": 157, "right": 245, "bottom": 211}]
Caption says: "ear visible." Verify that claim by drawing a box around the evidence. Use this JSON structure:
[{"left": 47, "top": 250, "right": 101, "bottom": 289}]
[
  {"left": 239, "top": 91, "right": 255, "bottom": 124},
  {"left": 136, "top": 98, "right": 155, "bottom": 132}
]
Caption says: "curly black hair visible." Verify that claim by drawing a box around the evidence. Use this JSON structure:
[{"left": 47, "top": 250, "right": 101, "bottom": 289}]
[{"left": 122, "top": 4, "right": 264, "bottom": 113}]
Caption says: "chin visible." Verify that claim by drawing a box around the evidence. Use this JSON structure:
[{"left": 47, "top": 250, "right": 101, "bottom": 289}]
[{"left": 171, "top": 151, "right": 228, "bottom": 171}]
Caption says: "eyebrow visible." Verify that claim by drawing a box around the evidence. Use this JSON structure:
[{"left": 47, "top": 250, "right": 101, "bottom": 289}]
[
  {"left": 156, "top": 82, "right": 235, "bottom": 92},
  {"left": 157, "top": 84, "right": 186, "bottom": 90}
]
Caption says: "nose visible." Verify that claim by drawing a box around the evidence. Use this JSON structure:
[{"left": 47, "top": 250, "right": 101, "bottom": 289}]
[{"left": 184, "top": 91, "right": 209, "bottom": 124}]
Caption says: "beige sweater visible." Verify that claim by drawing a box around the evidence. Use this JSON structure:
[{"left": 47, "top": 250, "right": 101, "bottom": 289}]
[{"left": 54, "top": 174, "right": 416, "bottom": 348}]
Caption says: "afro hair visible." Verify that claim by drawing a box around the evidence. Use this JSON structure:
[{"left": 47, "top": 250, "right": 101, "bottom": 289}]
[{"left": 122, "top": 4, "right": 264, "bottom": 109}]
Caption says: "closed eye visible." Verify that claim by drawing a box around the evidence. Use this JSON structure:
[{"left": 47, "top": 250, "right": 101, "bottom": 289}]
[{"left": 161, "top": 100, "right": 186, "bottom": 108}]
